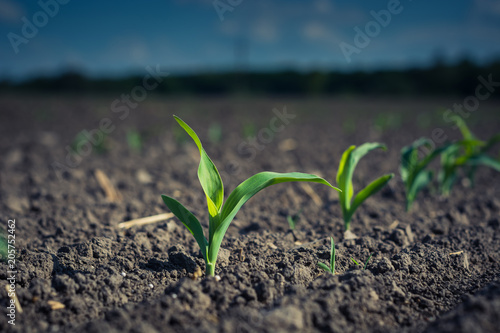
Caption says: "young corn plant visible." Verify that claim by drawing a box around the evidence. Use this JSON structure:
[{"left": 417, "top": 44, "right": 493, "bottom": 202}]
[
  {"left": 162, "top": 116, "right": 341, "bottom": 277},
  {"left": 400, "top": 138, "right": 451, "bottom": 211},
  {"left": 317, "top": 237, "right": 335, "bottom": 274},
  {"left": 126, "top": 129, "right": 143, "bottom": 152},
  {"left": 336, "top": 143, "right": 394, "bottom": 231},
  {"left": 438, "top": 116, "right": 500, "bottom": 196},
  {"left": 351, "top": 253, "right": 373, "bottom": 270},
  {"left": 286, "top": 208, "right": 303, "bottom": 231}
]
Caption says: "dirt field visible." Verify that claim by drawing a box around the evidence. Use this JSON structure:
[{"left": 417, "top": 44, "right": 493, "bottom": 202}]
[{"left": 1, "top": 94, "right": 499, "bottom": 332}]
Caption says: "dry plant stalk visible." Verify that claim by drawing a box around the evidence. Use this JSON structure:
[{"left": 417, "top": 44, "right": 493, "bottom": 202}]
[
  {"left": 47, "top": 300, "right": 65, "bottom": 310},
  {"left": 118, "top": 213, "right": 174, "bottom": 229},
  {"left": 95, "top": 169, "right": 123, "bottom": 202}
]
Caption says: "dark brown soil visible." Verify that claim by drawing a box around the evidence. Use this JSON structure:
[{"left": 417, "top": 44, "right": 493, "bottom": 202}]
[{"left": 1, "top": 94, "right": 499, "bottom": 332}]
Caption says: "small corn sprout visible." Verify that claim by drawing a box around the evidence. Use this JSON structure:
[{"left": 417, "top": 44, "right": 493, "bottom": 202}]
[
  {"left": 317, "top": 237, "right": 335, "bottom": 274},
  {"left": 351, "top": 253, "right": 373, "bottom": 270},
  {"left": 337, "top": 143, "right": 394, "bottom": 231},
  {"left": 438, "top": 116, "right": 500, "bottom": 196},
  {"left": 162, "top": 116, "right": 341, "bottom": 276},
  {"left": 126, "top": 130, "right": 142, "bottom": 152},
  {"left": 400, "top": 138, "right": 450, "bottom": 211},
  {"left": 286, "top": 208, "right": 303, "bottom": 231}
]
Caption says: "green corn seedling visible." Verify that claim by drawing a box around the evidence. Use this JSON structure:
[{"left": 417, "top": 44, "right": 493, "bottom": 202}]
[
  {"left": 71, "top": 131, "right": 108, "bottom": 154},
  {"left": 286, "top": 208, "right": 303, "bottom": 231},
  {"left": 126, "top": 130, "right": 143, "bottom": 152},
  {"left": 336, "top": 143, "right": 394, "bottom": 231},
  {"left": 438, "top": 116, "right": 500, "bottom": 196},
  {"left": 162, "top": 116, "right": 341, "bottom": 277},
  {"left": 317, "top": 237, "right": 335, "bottom": 274},
  {"left": 400, "top": 138, "right": 451, "bottom": 211},
  {"left": 351, "top": 253, "right": 372, "bottom": 270}
]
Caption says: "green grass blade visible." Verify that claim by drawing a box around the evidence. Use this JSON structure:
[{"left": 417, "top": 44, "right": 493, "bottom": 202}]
[
  {"left": 317, "top": 262, "right": 331, "bottom": 273},
  {"left": 161, "top": 195, "right": 208, "bottom": 261},
  {"left": 350, "top": 173, "right": 394, "bottom": 216},
  {"left": 208, "top": 172, "right": 340, "bottom": 266},
  {"left": 351, "top": 258, "right": 360, "bottom": 265},
  {"left": 329, "top": 237, "right": 335, "bottom": 274},
  {"left": 173, "top": 116, "right": 224, "bottom": 214},
  {"left": 364, "top": 253, "right": 373, "bottom": 270}
]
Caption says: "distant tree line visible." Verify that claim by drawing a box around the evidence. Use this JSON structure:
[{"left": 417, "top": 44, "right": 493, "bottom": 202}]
[{"left": 1, "top": 58, "right": 499, "bottom": 97}]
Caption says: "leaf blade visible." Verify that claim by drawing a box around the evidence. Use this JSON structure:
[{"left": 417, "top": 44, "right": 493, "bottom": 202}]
[
  {"left": 161, "top": 195, "right": 208, "bottom": 261},
  {"left": 174, "top": 116, "right": 224, "bottom": 214},
  {"left": 350, "top": 174, "right": 394, "bottom": 216},
  {"left": 329, "top": 237, "right": 335, "bottom": 274},
  {"left": 467, "top": 155, "right": 500, "bottom": 171},
  {"left": 317, "top": 262, "right": 331, "bottom": 273},
  {"left": 208, "top": 172, "right": 340, "bottom": 265}
]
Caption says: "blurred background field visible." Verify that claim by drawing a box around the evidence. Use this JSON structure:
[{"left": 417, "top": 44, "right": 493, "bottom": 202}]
[{"left": 1, "top": 0, "right": 499, "bottom": 165}]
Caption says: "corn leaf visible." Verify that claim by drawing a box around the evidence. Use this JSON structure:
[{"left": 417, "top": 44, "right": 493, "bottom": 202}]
[
  {"left": 400, "top": 138, "right": 432, "bottom": 184},
  {"left": 467, "top": 155, "right": 500, "bottom": 171},
  {"left": 207, "top": 172, "right": 340, "bottom": 264},
  {"left": 350, "top": 174, "right": 394, "bottom": 219},
  {"left": 174, "top": 116, "right": 224, "bottom": 240},
  {"left": 338, "top": 143, "right": 388, "bottom": 226},
  {"left": 407, "top": 170, "right": 433, "bottom": 210},
  {"left": 482, "top": 133, "right": 500, "bottom": 152},
  {"left": 452, "top": 115, "right": 475, "bottom": 141},
  {"left": 174, "top": 116, "right": 223, "bottom": 212},
  {"left": 161, "top": 195, "right": 208, "bottom": 261},
  {"left": 337, "top": 145, "right": 356, "bottom": 215}
]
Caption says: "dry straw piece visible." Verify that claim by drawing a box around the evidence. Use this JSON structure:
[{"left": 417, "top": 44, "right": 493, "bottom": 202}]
[
  {"left": 94, "top": 169, "right": 123, "bottom": 202},
  {"left": 118, "top": 213, "right": 174, "bottom": 229},
  {"left": 47, "top": 300, "right": 65, "bottom": 310}
]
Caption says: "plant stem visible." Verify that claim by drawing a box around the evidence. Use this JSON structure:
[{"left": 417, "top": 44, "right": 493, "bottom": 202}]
[{"left": 206, "top": 262, "right": 215, "bottom": 277}]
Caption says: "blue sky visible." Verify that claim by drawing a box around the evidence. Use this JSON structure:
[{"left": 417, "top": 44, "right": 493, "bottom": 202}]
[{"left": 1, "top": 0, "right": 500, "bottom": 80}]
